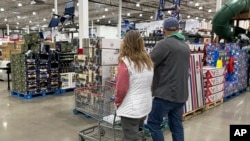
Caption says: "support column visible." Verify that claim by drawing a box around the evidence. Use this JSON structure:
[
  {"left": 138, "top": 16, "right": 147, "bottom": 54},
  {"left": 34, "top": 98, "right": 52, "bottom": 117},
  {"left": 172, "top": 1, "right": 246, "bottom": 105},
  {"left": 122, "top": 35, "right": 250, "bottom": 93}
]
[
  {"left": 216, "top": 0, "right": 222, "bottom": 11},
  {"left": 79, "top": 0, "right": 89, "bottom": 48},
  {"left": 27, "top": 25, "right": 30, "bottom": 34},
  {"left": 117, "top": 0, "right": 122, "bottom": 39},
  {"left": 54, "top": 0, "right": 58, "bottom": 14},
  {"left": 91, "top": 20, "right": 94, "bottom": 38},
  {"left": 6, "top": 24, "right": 10, "bottom": 39}
]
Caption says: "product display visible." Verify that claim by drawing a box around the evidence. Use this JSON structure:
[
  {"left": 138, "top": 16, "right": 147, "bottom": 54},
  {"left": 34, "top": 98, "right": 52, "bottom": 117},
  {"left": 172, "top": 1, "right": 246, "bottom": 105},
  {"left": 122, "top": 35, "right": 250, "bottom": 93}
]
[
  {"left": 74, "top": 38, "right": 120, "bottom": 88},
  {"left": 183, "top": 53, "right": 205, "bottom": 114}
]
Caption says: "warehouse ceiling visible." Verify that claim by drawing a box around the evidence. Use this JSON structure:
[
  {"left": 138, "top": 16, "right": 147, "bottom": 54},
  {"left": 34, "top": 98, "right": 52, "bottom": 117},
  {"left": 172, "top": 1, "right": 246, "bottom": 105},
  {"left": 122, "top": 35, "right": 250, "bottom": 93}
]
[{"left": 0, "top": 0, "right": 228, "bottom": 31}]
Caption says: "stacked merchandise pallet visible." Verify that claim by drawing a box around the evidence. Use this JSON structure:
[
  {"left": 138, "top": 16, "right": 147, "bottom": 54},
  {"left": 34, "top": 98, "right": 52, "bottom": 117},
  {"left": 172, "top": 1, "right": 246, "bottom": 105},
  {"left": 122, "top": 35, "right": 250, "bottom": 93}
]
[
  {"left": 203, "top": 67, "right": 225, "bottom": 110},
  {"left": 183, "top": 44, "right": 205, "bottom": 121},
  {"left": 11, "top": 54, "right": 37, "bottom": 95},
  {"left": 205, "top": 43, "right": 248, "bottom": 102},
  {"left": 74, "top": 38, "right": 120, "bottom": 88},
  {"left": 0, "top": 41, "right": 23, "bottom": 60},
  {"left": 73, "top": 38, "right": 121, "bottom": 115},
  {"left": 56, "top": 41, "right": 76, "bottom": 92},
  {"left": 10, "top": 33, "right": 60, "bottom": 99},
  {"left": 224, "top": 44, "right": 248, "bottom": 101}
]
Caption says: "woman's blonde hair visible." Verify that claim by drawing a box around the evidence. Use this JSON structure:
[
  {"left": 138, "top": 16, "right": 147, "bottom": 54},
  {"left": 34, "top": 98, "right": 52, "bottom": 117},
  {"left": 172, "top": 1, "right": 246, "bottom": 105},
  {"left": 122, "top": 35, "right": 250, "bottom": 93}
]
[{"left": 118, "top": 30, "right": 153, "bottom": 72}]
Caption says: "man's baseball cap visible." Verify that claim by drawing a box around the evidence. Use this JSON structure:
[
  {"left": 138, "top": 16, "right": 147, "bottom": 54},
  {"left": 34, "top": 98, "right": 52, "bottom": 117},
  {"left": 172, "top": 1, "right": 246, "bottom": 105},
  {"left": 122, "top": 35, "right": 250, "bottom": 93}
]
[{"left": 163, "top": 17, "right": 179, "bottom": 31}]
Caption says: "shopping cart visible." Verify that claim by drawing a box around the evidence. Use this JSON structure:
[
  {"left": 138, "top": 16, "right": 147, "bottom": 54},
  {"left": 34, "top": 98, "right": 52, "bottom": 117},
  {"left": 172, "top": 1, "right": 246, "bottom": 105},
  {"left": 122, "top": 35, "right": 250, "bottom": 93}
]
[{"left": 76, "top": 85, "right": 147, "bottom": 141}]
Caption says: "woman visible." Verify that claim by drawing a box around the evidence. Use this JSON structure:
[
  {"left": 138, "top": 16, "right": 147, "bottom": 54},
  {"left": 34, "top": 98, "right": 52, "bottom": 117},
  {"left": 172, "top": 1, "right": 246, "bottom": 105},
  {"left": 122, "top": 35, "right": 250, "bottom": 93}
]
[{"left": 115, "top": 30, "right": 154, "bottom": 141}]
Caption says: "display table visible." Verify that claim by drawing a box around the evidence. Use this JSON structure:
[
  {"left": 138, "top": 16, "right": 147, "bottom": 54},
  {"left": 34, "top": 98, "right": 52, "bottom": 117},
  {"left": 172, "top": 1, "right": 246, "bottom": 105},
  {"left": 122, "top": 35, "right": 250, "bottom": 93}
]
[{"left": 0, "top": 67, "right": 11, "bottom": 90}]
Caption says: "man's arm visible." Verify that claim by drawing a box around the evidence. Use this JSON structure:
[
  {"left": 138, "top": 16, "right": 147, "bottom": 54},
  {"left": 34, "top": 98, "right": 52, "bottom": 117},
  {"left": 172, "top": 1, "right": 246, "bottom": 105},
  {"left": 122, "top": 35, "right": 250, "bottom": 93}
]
[{"left": 150, "top": 41, "right": 170, "bottom": 66}]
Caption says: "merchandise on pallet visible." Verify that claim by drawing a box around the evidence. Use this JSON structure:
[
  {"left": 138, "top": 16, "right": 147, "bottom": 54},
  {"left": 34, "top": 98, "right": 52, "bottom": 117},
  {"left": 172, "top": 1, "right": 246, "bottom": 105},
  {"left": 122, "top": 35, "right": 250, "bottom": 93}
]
[
  {"left": 11, "top": 53, "right": 38, "bottom": 94},
  {"left": 203, "top": 66, "right": 225, "bottom": 107},
  {"left": 205, "top": 43, "right": 248, "bottom": 102},
  {"left": 55, "top": 41, "right": 76, "bottom": 90},
  {"left": 183, "top": 53, "right": 205, "bottom": 115},
  {"left": 10, "top": 34, "right": 60, "bottom": 98},
  {"left": 74, "top": 38, "right": 120, "bottom": 88}
]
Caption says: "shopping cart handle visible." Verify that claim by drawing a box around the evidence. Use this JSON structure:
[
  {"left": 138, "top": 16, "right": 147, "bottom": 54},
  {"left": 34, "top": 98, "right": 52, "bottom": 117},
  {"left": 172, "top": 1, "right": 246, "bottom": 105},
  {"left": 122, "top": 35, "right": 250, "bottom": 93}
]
[{"left": 81, "top": 126, "right": 98, "bottom": 135}]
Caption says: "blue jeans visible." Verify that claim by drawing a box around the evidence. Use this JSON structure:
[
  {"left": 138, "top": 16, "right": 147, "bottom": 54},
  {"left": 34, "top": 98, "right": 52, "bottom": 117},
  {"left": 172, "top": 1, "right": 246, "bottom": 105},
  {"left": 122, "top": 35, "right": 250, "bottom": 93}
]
[{"left": 147, "top": 98, "right": 185, "bottom": 141}]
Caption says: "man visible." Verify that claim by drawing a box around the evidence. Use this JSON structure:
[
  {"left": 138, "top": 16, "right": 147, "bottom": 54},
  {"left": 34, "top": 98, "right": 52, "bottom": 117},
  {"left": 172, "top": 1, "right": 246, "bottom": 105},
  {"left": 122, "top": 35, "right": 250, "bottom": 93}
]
[{"left": 147, "top": 17, "right": 190, "bottom": 141}]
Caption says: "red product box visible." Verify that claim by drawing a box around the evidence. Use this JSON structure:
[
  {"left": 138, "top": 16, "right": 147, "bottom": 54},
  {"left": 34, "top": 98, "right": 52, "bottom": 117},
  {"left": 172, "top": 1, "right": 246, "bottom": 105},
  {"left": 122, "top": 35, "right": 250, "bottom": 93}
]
[
  {"left": 205, "top": 91, "right": 224, "bottom": 104},
  {"left": 203, "top": 66, "right": 226, "bottom": 78},
  {"left": 204, "top": 83, "right": 224, "bottom": 96},
  {"left": 204, "top": 76, "right": 225, "bottom": 87}
]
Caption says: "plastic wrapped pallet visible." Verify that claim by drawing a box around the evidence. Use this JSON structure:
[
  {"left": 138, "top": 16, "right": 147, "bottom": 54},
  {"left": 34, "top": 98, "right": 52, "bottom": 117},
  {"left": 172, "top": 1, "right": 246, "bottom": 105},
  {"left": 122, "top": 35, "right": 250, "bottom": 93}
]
[{"left": 183, "top": 53, "right": 205, "bottom": 114}]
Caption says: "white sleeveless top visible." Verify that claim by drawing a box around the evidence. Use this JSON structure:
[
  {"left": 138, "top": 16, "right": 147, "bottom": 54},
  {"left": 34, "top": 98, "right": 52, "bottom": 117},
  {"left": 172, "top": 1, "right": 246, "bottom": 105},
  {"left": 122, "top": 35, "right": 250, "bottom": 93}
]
[{"left": 116, "top": 57, "right": 153, "bottom": 118}]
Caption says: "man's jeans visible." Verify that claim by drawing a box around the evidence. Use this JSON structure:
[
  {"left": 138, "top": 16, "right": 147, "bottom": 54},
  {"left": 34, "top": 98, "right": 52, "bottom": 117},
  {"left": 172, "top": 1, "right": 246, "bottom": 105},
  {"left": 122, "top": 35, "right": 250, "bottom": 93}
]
[{"left": 147, "top": 98, "right": 185, "bottom": 141}]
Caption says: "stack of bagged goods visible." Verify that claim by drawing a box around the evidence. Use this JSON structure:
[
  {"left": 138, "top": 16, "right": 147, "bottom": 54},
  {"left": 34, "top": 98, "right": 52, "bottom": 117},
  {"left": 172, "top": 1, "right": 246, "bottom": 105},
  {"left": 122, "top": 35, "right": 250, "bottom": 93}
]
[
  {"left": 183, "top": 45, "right": 205, "bottom": 114},
  {"left": 203, "top": 66, "right": 226, "bottom": 106}
]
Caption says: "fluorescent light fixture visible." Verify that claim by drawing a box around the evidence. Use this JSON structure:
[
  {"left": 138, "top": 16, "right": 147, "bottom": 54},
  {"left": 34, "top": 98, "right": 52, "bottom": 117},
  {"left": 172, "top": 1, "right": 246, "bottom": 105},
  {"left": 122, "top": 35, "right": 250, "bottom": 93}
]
[
  {"left": 18, "top": 3, "right": 22, "bottom": 7},
  {"left": 52, "top": 8, "right": 55, "bottom": 12},
  {"left": 32, "top": 12, "right": 36, "bottom": 15},
  {"left": 199, "top": 6, "right": 203, "bottom": 10},
  {"left": 136, "top": 3, "right": 140, "bottom": 7},
  {"left": 195, "top": 3, "right": 199, "bottom": 7},
  {"left": 139, "top": 14, "right": 142, "bottom": 17},
  {"left": 208, "top": 9, "right": 212, "bottom": 13},
  {"left": 196, "top": 17, "right": 199, "bottom": 20},
  {"left": 17, "top": 22, "right": 19, "bottom": 25},
  {"left": 102, "top": 15, "right": 105, "bottom": 18},
  {"left": 167, "top": 10, "right": 171, "bottom": 14},
  {"left": 127, "top": 13, "right": 130, "bottom": 16},
  {"left": 77, "top": 2, "right": 79, "bottom": 6},
  {"left": 187, "top": 15, "right": 191, "bottom": 18},
  {"left": 29, "top": 20, "right": 32, "bottom": 23},
  {"left": 105, "top": 8, "right": 108, "bottom": 12},
  {"left": 108, "top": 20, "right": 111, "bottom": 24},
  {"left": 0, "top": 8, "right": 4, "bottom": 11},
  {"left": 189, "top": 1, "right": 193, "bottom": 4},
  {"left": 37, "top": 24, "right": 40, "bottom": 27},
  {"left": 150, "top": 16, "right": 153, "bottom": 19},
  {"left": 97, "top": 19, "right": 100, "bottom": 22},
  {"left": 43, "top": 18, "right": 46, "bottom": 21},
  {"left": 203, "top": 19, "right": 206, "bottom": 21},
  {"left": 17, "top": 16, "right": 20, "bottom": 18},
  {"left": 4, "top": 18, "right": 7, "bottom": 21}
]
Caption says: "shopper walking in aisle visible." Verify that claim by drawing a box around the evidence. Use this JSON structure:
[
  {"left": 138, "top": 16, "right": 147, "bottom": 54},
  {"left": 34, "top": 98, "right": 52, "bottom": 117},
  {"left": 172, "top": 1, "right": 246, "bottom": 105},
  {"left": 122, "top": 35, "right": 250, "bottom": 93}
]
[
  {"left": 115, "top": 30, "right": 154, "bottom": 141},
  {"left": 147, "top": 17, "right": 190, "bottom": 141}
]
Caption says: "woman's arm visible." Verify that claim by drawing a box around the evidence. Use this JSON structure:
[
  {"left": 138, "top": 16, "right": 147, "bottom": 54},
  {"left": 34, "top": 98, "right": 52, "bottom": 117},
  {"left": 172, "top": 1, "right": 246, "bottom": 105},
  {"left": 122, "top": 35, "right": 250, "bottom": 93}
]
[{"left": 114, "top": 61, "right": 129, "bottom": 106}]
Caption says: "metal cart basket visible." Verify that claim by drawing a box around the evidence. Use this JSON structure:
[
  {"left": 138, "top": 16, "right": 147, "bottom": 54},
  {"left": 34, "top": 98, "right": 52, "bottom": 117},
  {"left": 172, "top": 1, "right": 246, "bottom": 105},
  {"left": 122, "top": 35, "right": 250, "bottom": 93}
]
[{"left": 76, "top": 85, "right": 146, "bottom": 141}]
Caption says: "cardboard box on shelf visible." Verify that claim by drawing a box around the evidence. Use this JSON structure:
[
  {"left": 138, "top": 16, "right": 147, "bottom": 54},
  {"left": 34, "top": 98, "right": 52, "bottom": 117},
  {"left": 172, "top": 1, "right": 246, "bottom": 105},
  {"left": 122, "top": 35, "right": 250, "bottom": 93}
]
[
  {"left": 204, "top": 75, "right": 225, "bottom": 87},
  {"left": 70, "top": 72, "right": 76, "bottom": 88},
  {"left": 205, "top": 91, "right": 224, "bottom": 104},
  {"left": 205, "top": 83, "right": 224, "bottom": 96},
  {"left": 60, "top": 73, "right": 71, "bottom": 89},
  {"left": 11, "top": 49, "right": 22, "bottom": 55},
  {"left": 203, "top": 66, "right": 226, "bottom": 78}
]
